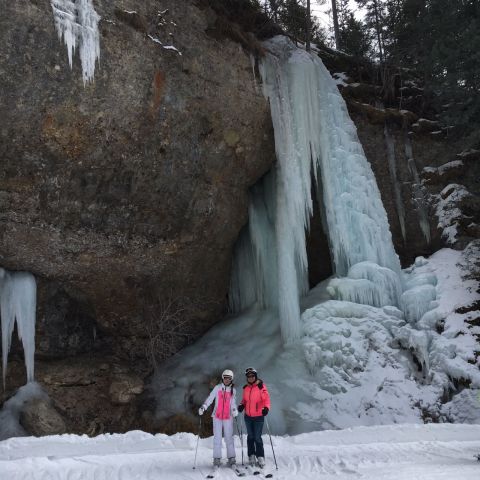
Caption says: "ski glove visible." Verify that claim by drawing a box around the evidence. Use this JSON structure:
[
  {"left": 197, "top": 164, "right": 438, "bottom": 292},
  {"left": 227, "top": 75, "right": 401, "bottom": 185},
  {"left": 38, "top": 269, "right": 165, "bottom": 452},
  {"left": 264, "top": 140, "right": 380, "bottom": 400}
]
[
  {"left": 238, "top": 404, "right": 245, "bottom": 413},
  {"left": 262, "top": 407, "right": 269, "bottom": 416},
  {"left": 198, "top": 406, "right": 205, "bottom": 416}
]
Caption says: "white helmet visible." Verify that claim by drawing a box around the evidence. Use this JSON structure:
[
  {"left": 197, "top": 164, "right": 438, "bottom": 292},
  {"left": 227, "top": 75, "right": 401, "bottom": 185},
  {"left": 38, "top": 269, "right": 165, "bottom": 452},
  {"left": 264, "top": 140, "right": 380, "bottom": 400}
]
[{"left": 222, "top": 369, "right": 234, "bottom": 380}]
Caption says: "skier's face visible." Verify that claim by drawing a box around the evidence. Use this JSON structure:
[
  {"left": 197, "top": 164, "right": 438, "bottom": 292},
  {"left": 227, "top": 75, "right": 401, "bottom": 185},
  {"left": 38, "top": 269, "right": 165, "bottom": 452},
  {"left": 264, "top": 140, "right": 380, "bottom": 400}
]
[
  {"left": 222, "top": 376, "right": 232, "bottom": 385},
  {"left": 246, "top": 374, "right": 256, "bottom": 384}
]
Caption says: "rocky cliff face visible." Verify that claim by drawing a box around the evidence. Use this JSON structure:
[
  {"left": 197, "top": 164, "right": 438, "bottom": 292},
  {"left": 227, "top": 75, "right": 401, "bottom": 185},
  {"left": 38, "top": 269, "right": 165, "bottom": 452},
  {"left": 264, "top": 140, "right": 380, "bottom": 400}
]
[
  {"left": 0, "top": 0, "right": 274, "bottom": 433},
  {"left": 1, "top": 1, "right": 476, "bottom": 436}
]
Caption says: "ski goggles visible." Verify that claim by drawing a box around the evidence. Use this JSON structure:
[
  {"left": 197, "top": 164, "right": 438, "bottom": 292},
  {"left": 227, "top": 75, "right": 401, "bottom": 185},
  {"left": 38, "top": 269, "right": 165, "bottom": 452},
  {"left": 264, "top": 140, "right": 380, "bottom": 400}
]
[{"left": 245, "top": 367, "right": 257, "bottom": 376}]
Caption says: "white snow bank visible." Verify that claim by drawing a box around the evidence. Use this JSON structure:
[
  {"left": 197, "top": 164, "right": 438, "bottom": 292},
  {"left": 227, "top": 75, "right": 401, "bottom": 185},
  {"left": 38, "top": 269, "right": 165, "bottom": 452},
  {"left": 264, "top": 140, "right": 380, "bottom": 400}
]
[
  {"left": 1, "top": 424, "right": 480, "bottom": 479},
  {"left": 434, "top": 184, "right": 471, "bottom": 245}
]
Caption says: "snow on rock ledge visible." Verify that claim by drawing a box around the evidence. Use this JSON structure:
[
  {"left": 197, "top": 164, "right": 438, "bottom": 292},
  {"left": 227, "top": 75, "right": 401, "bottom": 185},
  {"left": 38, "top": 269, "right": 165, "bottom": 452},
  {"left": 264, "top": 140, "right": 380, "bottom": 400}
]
[{"left": 50, "top": 0, "right": 100, "bottom": 84}]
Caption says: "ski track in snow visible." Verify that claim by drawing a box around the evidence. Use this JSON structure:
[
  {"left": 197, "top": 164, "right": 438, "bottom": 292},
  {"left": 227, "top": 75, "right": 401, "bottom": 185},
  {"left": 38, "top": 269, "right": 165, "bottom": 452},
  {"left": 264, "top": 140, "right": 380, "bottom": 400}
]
[{"left": 1, "top": 424, "right": 480, "bottom": 479}]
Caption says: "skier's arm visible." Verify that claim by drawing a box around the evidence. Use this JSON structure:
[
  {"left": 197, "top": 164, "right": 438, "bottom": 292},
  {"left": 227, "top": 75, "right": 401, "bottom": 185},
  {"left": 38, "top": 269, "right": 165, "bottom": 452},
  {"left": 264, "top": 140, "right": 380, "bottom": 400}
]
[
  {"left": 231, "top": 387, "right": 238, "bottom": 416},
  {"left": 261, "top": 384, "right": 271, "bottom": 410},
  {"left": 201, "top": 385, "right": 218, "bottom": 411}
]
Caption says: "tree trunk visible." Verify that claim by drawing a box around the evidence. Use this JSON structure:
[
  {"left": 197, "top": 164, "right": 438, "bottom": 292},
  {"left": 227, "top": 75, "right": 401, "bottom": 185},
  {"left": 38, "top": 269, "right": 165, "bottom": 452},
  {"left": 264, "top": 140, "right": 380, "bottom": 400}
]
[
  {"left": 331, "top": 0, "right": 341, "bottom": 50},
  {"left": 306, "top": 0, "right": 311, "bottom": 51},
  {"left": 372, "top": 0, "right": 384, "bottom": 65}
]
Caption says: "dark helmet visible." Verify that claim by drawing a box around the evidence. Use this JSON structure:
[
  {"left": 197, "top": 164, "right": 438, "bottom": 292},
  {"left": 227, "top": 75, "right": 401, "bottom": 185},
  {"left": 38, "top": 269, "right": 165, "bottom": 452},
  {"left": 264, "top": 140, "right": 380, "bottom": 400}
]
[{"left": 245, "top": 367, "right": 257, "bottom": 379}]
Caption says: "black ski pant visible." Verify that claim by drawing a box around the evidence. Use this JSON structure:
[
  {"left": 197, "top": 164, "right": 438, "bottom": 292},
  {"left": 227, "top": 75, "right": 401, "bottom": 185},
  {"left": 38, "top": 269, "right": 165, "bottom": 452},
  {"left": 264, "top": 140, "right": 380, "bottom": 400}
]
[{"left": 244, "top": 414, "right": 265, "bottom": 458}]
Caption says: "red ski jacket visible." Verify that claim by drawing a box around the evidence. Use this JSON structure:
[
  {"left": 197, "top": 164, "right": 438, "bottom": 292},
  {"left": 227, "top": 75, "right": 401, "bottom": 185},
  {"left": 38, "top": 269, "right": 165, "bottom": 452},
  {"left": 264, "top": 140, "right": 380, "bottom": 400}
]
[{"left": 240, "top": 380, "right": 271, "bottom": 417}]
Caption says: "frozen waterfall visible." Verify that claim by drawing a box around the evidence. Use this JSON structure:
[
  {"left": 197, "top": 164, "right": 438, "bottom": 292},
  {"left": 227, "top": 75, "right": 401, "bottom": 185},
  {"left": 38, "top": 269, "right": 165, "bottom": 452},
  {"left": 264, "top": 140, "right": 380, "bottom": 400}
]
[
  {"left": 50, "top": 0, "right": 100, "bottom": 84},
  {"left": 0, "top": 268, "right": 37, "bottom": 387},
  {"left": 229, "top": 37, "right": 402, "bottom": 341}
]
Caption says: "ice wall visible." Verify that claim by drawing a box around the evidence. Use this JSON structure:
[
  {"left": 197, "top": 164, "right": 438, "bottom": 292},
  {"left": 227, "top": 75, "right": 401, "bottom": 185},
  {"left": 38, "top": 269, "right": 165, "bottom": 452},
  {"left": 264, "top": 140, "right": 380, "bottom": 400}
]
[
  {"left": 384, "top": 125, "right": 406, "bottom": 242},
  {"left": 405, "top": 135, "right": 431, "bottom": 244},
  {"left": 0, "top": 268, "right": 37, "bottom": 387},
  {"left": 50, "top": 0, "right": 100, "bottom": 84},
  {"left": 230, "top": 36, "right": 402, "bottom": 341}
]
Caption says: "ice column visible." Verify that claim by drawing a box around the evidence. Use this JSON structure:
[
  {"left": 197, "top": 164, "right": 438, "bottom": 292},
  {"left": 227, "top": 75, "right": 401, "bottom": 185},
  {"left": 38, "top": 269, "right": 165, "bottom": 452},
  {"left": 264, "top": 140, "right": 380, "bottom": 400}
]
[
  {"left": 231, "top": 37, "right": 403, "bottom": 340},
  {"left": 405, "top": 135, "right": 431, "bottom": 244},
  {"left": 384, "top": 125, "right": 406, "bottom": 242},
  {"left": 50, "top": 0, "right": 101, "bottom": 84},
  {"left": 0, "top": 268, "right": 37, "bottom": 387},
  {"left": 229, "top": 172, "right": 279, "bottom": 314}
]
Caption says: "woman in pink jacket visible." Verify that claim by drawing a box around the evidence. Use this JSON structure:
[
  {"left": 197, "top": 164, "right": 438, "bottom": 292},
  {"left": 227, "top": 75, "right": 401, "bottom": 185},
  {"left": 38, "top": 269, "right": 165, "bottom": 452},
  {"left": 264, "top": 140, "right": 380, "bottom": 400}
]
[
  {"left": 238, "top": 367, "right": 271, "bottom": 468},
  {"left": 199, "top": 369, "right": 238, "bottom": 468}
]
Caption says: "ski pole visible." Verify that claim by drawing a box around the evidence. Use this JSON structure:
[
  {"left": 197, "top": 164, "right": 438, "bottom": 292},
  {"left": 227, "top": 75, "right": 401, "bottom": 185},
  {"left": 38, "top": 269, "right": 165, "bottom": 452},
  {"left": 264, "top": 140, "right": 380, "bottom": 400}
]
[
  {"left": 235, "top": 416, "right": 244, "bottom": 466},
  {"left": 193, "top": 416, "right": 202, "bottom": 469},
  {"left": 265, "top": 417, "right": 278, "bottom": 470}
]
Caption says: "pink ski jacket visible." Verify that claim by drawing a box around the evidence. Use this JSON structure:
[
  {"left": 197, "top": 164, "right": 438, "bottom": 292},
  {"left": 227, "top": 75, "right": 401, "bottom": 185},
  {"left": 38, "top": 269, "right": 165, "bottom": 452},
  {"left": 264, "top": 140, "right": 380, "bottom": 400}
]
[
  {"left": 201, "top": 384, "right": 238, "bottom": 420},
  {"left": 240, "top": 380, "right": 271, "bottom": 417}
]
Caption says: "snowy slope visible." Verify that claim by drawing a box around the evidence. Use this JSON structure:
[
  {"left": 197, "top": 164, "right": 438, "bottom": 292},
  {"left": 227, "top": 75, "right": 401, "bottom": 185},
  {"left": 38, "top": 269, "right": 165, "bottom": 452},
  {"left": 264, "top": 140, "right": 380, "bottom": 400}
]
[{"left": 1, "top": 424, "right": 479, "bottom": 479}]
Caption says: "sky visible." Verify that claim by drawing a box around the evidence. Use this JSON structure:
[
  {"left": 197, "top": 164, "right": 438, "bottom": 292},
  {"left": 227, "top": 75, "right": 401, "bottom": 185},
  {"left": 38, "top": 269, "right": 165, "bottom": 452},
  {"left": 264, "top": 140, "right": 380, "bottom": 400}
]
[{"left": 311, "top": 0, "right": 365, "bottom": 33}]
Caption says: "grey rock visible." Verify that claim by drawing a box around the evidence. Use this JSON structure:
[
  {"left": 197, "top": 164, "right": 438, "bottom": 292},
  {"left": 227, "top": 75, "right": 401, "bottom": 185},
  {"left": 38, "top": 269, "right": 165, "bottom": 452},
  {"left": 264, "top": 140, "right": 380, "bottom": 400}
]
[
  {"left": 20, "top": 398, "right": 67, "bottom": 437},
  {"left": 109, "top": 374, "right": 144, "bottom": 405}
]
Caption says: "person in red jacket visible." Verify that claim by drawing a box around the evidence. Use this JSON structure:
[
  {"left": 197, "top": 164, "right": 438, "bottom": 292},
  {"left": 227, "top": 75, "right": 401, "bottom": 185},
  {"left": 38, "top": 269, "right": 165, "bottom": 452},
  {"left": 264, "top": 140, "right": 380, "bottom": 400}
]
[{"left": 238, "top": 367, "right": 271, "bottom": 468}]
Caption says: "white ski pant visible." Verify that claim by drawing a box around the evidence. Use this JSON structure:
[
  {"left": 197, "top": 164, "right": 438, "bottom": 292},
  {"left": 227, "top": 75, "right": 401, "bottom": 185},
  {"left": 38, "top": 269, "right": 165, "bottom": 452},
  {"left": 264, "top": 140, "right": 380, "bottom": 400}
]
[{"left": 212, "top": 417, "right": 235, "bottom": 459}]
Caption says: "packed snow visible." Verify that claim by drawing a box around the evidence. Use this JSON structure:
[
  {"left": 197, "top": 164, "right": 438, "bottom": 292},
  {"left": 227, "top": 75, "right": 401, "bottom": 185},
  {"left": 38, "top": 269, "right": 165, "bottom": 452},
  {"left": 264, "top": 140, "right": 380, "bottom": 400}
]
[
  {"left": 1, "top": 424, "right": 480, "bottom": 479},
  {"left": 50, "top": 0, "right": 101, "bottom": 84}
]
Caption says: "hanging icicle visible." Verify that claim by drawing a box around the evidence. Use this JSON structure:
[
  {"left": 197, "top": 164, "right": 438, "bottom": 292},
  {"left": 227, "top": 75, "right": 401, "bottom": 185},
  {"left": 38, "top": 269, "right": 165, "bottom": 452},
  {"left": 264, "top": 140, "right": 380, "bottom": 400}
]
[
  {"left": 50, "top": 0, "right": 101, "bottom": 84},
  {"left": 0, "top": 268, "right": 37, "bottom": 388}
]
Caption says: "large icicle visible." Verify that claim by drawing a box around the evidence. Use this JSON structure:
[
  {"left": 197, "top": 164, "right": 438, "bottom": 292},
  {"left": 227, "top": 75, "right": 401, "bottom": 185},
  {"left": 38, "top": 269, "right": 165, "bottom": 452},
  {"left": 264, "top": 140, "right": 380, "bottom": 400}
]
[
  {"left": 50, "top": 0, "right": 101, "bottom": 84},
  {"left": 405, "top": 135, "right": 431, "bottom": 244},
  {"left": 384, "top": 125, "right": 406, "bottom": 242},
  {"left": 0, "top": 268, "right": 37, "bottom": 387},
  {"left": 231, "top": 37, "right": 403, "bottom": 341},
  {"left": 229, "top": 172, "right": 278, "bottom": 313},
  {"left": 260, "top": 39, "right": 402, "bottom": 279}
]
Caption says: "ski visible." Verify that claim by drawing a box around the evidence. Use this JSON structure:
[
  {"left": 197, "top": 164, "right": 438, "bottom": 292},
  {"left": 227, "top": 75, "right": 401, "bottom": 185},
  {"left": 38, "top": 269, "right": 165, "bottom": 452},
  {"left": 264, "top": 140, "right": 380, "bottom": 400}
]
[
  {"left": 244, "top": 465, "right": 262, "bottom": 476},
  {"left": 206, "top": 466, "right": 219, "bottom": 479},
  {"left": 244, "top": 464, "right": 260, "bottom": 476},
  {"left": 253, "top": 470, "right": 273, "bottom": 479},
  {"left": 230, "top": 465, "right": 246, "bottom": 477}
]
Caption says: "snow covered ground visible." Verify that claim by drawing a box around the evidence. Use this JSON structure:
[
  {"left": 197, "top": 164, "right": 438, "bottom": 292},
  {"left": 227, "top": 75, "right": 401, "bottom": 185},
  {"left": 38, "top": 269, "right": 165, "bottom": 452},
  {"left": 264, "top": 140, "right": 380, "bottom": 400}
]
[{"left": 1, "top": 423, "right": 480, "bottom": 479}]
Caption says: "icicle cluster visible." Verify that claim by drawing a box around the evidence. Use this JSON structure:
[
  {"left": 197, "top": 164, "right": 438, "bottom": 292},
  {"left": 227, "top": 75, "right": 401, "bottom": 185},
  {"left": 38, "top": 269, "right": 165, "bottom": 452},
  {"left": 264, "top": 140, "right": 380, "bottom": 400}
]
[
  {"left": 0, "top": 268, "right": 37, "bottom": 387},
  {"left": 50, "top": 0, "right": 100, "bottom": 84},
  {"left": 230, "top": 37, "right": 402, "bottom": 342}
]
